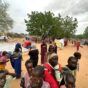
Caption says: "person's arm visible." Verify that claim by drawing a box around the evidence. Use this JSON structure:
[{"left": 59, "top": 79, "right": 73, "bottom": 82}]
[{"left": 5, "top": 71, "right": 16, "bottom": 77}]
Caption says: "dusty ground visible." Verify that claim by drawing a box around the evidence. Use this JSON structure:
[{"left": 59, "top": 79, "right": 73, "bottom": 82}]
[{"left": 5, "top": 43, "right": 88, "bottom": 88}]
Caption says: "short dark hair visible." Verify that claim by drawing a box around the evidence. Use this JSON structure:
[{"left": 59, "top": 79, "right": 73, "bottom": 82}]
[
  {"left": 32, "top": 65, "right": 44, "bottom": 77},
  {"left": 49, "top": 55, "right": 58, "bottom": 67},
  {"left": 74, "top": 52, "right": 81, "bottom": 60},
  {"left": 68, "top": 56, "right": 77, "bottom": 63},
  {"left": 2, "top": 51, "right": 7, "bottom": 56}
]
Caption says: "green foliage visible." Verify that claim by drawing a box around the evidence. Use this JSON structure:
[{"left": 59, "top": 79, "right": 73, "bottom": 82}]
[
  {"left": 0, "top": 1, "right": 13, "bottom": 33},
  {"left": 25, "top": 11, "right": 78, "bottom": 38},
  {"left": 83, "top": 26, "right": 88, "bottom": 38}
]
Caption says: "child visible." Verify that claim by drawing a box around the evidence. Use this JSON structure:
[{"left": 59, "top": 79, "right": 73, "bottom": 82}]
[
  {"left": 0, "top": 51, "right": 9, "bottom": 71},
  {"left": 49, "top": 53, "right": 62, "bottom": 84},
  {"left": 44, "top": 53, "right": 61, "bottom": 88},
  {"left": 20, "top": 59, "right": 33, "bottom": 88},
  {"left": 62, "top": 56, "right": 77, "bottom": 78},
  {"left": 30, "top": 65, "right": 50, "bottom": 88},
  {"left": 73, "top": 52, "right": 81, "bottom": 71}
]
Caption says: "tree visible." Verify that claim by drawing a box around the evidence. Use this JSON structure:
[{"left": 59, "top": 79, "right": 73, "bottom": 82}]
[
  {"left": 0, "top": 0, "right": 13, "bottom": 33},
  {"left": 83, "top": 26, "right": 88, "bottom": 38},
  {"left": 62, "top": 16, "right": 78, "bottom": 38},
  {"left": 25, "top": 11, "right": 78, "bottom": 38}
]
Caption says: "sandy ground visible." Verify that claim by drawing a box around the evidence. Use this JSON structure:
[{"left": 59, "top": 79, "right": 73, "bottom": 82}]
[{"left": 5, "top": 43, "right": 88, "bottom": 88}]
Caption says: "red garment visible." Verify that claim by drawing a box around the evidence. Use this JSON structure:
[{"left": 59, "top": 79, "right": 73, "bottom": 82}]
[
  {"left": 44, "top": 69, "right": 59, "bottom": 88},
  {"left": 23, "top": 40, "right": 31, "bottom": 48},
  {"left": 41, "top": 43, "right": 47, "bottom": 64},
  {"left": 76, "top": 42, "right": 80, "bottom": 51},
  {"left": 44, "top": 63, "right": 54, "bottom": 76}
]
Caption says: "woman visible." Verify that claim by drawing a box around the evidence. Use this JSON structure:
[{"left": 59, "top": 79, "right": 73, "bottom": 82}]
[{"left": 13, "top": 48, "right": 22, "bottom": 78}]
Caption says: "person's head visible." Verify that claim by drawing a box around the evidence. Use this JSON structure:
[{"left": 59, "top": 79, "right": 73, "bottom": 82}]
[
  {"left": 25, "top": 59, "right": 33, "bottom": 75},
  {"left": 74, "top": 52, "right": 81, "bottom": 60},
  {"left": 2, "top": 51, "right": 7, "bottom": 56},
  {"left": 42, "top": 39, "right": 46, "bottom": 44},
  {"left": 65, "top": 73, "right": 75, "bottom": 88},
  {"left": 49, "top": 45, "right": 54, "bottom": 53},
  {"left": 49, "top": 53, "right": 58, "bottom": 67},
  {"left": 14, "top": 48, "right": 20, "bottom": 52},
  {"left": 0, "top": 71, "right": 7, "bottom": 88},
  {"left": 67, "top": 56, "right": 77, "bottom": 70},
  {"left": 30, "top": 65, "right": 44, "bottom": 88}
]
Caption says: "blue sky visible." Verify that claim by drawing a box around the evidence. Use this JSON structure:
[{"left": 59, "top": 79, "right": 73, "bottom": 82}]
[{"left": 6, "top": 0, "right": 88, "bottom": 34}]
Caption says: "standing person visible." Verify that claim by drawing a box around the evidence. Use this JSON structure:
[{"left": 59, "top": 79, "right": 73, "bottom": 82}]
[
  {"left": 28, "top": 45, "right": 39, "bottom": 68},
  {"left": 30, "top": 65, "right": 50, "bottom": 88},
  {"left": 53, "top": 42, "right": 57, "bottom": 54},
  {"left": 75, "top": 40, "right": 83, "bottom": 51},
  {"left": 49, "top": 53, "right": 62, "bottom": 84},
  {"left": 0, "top": 51, "right": 9, "bottom": 71},
  {"left": 13, "top": 48, "right": 22, "bottom": 78},
  {"left": 62, "top": 56, "right": 77, "bottom": 78},
  {"left": 43, "top": 55, "right": 60, "bottom": 88},
  {"left": 47, "top": 44, "right": 54, "bottom": 61},
  {"left": 41, "top": 40, "right": 47, "bottom": 64},
  {"left": 20, "top": 59, "right": 33, "bottom": 88}
]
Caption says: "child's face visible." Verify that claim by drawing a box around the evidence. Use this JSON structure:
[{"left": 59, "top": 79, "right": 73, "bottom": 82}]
[
  {"left": 69, "top": 59, "right": 77, "bottom": 69},
  {"left": 26, "top": 63, "right": 33, "bottom": 74},
  {"left": 30, "top": 74, "right": 43, "bottom": 88},
  {"left": 30, "top": 71, "right": 43, "bottom": 88}
]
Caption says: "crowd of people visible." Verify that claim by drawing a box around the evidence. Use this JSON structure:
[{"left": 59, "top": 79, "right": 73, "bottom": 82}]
[{"left": 0, "top": 39, "right": 82, "bottom": 88}]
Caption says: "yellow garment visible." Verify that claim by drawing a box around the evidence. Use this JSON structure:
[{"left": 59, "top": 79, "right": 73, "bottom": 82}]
[
  {"left": 55, "top": 39, "right": 63, "bottom": 49},
  {"left": 0, "top": 64, "right": 5, "bottom": 70}
]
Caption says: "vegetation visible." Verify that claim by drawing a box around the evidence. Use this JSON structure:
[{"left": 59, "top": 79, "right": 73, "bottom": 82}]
[
  {"left": 0, "top": 0, "right": 13, "bottom": 33},
  {"left": 25, "top": 11, "right": 78, "bottom": 38}
]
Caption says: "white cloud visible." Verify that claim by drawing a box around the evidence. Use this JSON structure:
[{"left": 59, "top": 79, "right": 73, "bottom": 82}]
[{"left": 6, "top": 0, "right": 88, "bottom": 34}]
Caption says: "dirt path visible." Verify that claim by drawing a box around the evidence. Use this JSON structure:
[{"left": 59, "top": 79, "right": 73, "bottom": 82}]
[{"left": 6, "top": 43, "right": 88, "bottom": 88}]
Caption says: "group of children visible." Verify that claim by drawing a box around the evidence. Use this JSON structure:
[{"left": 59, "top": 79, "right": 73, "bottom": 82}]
[
  {"left": 21, "top": 39, "right": 81, "bottom": 88},
  {"left": 0, "top": 40, "right": 81, "bottom": 88}
]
